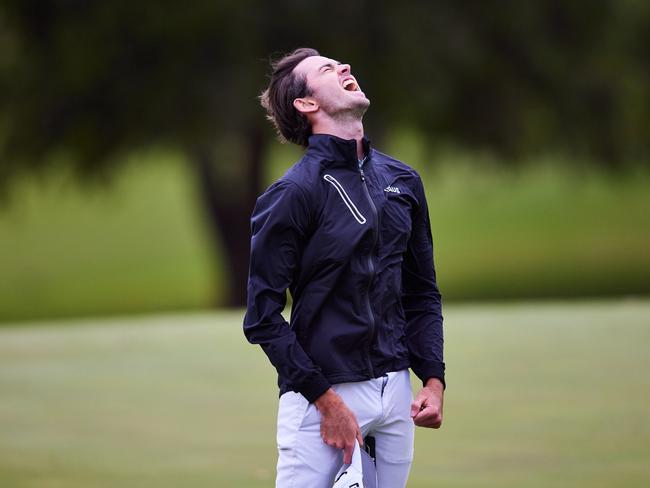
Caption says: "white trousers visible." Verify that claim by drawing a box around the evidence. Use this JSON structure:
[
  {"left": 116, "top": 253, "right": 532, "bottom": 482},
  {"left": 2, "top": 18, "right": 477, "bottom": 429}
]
[{"left": 276, "top": 369, "right": 415, "bottom": 488}]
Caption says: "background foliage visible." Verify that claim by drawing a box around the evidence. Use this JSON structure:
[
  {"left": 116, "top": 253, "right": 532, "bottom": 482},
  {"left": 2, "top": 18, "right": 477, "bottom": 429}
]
[{"left": 1, "top": 0, "right": 649, "bottom": 319}]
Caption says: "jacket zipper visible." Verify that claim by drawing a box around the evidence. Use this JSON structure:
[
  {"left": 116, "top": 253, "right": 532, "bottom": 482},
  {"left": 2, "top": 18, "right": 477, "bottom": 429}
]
[{"left": 359, "top": 166, "right": 378, "bottom": 378}]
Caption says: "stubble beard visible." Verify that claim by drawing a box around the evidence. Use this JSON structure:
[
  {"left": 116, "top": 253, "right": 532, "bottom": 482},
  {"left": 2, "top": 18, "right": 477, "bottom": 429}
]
[{"left": 324, "top": 96, "right": 370, "bottom": 124}]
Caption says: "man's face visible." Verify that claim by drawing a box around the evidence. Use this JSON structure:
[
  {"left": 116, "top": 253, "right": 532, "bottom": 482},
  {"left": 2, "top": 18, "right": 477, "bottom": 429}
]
[{"left": 292, "top": 55, "right": 370, "bottom": 118}]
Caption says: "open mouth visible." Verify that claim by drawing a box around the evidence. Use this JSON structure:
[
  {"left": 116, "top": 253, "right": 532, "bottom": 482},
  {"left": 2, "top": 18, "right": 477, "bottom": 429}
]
[{"left": 342, "top": 78, "right": 360, "bottom": 92}]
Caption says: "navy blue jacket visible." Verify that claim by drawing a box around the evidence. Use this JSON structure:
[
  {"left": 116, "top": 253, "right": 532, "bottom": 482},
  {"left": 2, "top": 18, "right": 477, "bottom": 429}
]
[{"left": 244, "top": 134, "right": 444, "bottom": 403}]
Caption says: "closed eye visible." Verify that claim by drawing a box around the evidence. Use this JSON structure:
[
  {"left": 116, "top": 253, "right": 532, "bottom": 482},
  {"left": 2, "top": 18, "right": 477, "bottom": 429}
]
[{"left": 319, "top": 62, "right": 341, "bottom": 73}]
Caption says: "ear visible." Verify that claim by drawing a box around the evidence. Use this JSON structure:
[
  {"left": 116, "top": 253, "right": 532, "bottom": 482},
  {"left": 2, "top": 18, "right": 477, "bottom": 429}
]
[{"left": 293, "top": 97, "right": 319, "bottom": 114}]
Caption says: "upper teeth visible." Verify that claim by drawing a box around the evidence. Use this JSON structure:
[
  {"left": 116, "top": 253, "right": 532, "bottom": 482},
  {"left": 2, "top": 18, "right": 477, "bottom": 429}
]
[{"left": 343, "top": 79, "right": 356, "bottom": 90}]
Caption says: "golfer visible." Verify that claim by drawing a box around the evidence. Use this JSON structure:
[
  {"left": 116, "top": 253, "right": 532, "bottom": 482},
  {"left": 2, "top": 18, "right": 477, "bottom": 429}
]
[{"left": 244, "top": 48, "right": 445, "bottom": 488}]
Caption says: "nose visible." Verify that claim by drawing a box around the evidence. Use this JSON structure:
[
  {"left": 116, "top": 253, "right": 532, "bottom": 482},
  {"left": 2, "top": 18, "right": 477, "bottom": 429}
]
[{"left": 338, "top": 63, "right": 351, "bottom": 75}]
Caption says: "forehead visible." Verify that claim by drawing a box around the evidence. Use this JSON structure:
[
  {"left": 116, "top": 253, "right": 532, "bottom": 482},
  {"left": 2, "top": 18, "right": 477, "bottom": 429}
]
[{"left": 293, "top": 55, "right": 339, "bottom": 78}]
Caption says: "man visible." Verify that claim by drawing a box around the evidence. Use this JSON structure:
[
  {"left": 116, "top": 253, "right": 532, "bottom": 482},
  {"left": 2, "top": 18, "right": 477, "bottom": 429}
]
[{"left": 244, "top": 48, "right": 445, "bottom": 488}]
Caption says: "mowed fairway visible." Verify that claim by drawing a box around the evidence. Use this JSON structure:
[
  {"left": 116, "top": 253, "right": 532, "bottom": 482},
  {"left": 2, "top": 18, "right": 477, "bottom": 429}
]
[{"left": 1, "top": 300, "right": 649, "bottom": 487}]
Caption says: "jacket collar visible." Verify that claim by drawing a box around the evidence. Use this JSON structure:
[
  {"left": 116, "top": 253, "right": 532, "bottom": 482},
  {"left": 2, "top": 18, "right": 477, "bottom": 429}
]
[{"left": 306, "top": 133, "right": 371, "bottom": 167}]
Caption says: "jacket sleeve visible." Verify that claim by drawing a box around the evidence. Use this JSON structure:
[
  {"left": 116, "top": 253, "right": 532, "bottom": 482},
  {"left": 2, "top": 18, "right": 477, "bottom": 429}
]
[
  {"left": 402, "top": 173, "right": 446, "bottom": 388},
  {"left": 243, "top": 179, "right": 331, "bottom": 403}
]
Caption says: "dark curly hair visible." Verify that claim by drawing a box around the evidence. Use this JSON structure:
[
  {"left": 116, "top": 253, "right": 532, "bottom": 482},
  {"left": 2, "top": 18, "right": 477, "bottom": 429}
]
[{"left": 260, "top": 48, "right": 320, "bottom": 147}]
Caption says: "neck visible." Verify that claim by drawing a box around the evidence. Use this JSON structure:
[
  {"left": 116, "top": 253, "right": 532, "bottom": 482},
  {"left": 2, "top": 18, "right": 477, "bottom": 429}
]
[{"left": 312, "top": 117, "right": 365, "bottom": 160}]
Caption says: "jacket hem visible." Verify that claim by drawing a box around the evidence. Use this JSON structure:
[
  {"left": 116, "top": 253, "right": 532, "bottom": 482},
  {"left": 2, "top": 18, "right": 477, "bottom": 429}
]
[{"left": 280, "top": 359, "right": 412, "bottom": 401}]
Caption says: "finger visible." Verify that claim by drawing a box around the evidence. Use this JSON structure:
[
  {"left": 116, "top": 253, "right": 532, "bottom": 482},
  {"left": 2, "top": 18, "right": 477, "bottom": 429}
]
[
  {"left": 415, "top": 407, "right": 440, "bottom": 423},
  {"left": 413, "top": 406, "right": 442, "bottom": 428},
  {"left": 410, "top": 398, "right": 424, "bottom": 418},
  {"left": 415, "top": 416, "right": 442, "bottom": 428},
  {"left": 343, "top": 442, "right": 354, "bottom": 465},
  {"left": 415, "top": 416, "right": 440, "bottom": 428},
  {"left": 356, "top": 429, "right": 364, "bottom": 448}
]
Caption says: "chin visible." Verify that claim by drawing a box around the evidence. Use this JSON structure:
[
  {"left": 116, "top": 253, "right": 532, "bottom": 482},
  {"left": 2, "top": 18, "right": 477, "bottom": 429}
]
[
  {"left": 350, "top": 99, "right": 370, "bottom": 118},
  {"left": 354, "top": 96, "right": 370, "bottom": 111},
  {"left": 352, "top": 91, "right": 370, "bottom": 103}
]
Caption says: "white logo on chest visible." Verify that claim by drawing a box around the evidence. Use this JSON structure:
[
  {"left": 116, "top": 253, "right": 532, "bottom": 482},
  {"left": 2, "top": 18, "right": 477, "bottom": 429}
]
[{"left": 384, "top": 185, "right": 401, "bottom": 194}]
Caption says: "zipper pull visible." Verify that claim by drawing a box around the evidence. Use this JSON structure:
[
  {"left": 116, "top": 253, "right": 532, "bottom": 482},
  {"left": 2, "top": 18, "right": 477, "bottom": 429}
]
[{"left": 359, "top": 168, "right": 365, "bottom": 181}]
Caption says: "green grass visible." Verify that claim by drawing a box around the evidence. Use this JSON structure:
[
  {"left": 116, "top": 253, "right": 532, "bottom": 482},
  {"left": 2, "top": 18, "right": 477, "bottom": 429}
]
[{"left": 1, "top": 300, "right": 649, "bottom": 487}]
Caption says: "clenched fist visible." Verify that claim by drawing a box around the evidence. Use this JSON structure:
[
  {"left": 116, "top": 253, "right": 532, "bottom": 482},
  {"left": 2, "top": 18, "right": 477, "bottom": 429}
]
[{"left": 411, "top": 377, "right": 444, "bottom": 429}]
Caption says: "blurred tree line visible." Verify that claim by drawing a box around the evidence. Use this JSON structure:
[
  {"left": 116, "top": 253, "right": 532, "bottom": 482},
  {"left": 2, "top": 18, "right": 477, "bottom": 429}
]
[{"left": 1, "top": 0, "right": 648, "bottom": 306}]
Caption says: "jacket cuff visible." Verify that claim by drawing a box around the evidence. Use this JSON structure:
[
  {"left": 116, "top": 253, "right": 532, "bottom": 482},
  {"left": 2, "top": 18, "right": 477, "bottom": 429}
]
[
  {"left": 419, "top": 361, "right": 446, "bottom": 390},
  {"left": 299, "top": 373, "right": 332, "bottom": 403}
]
